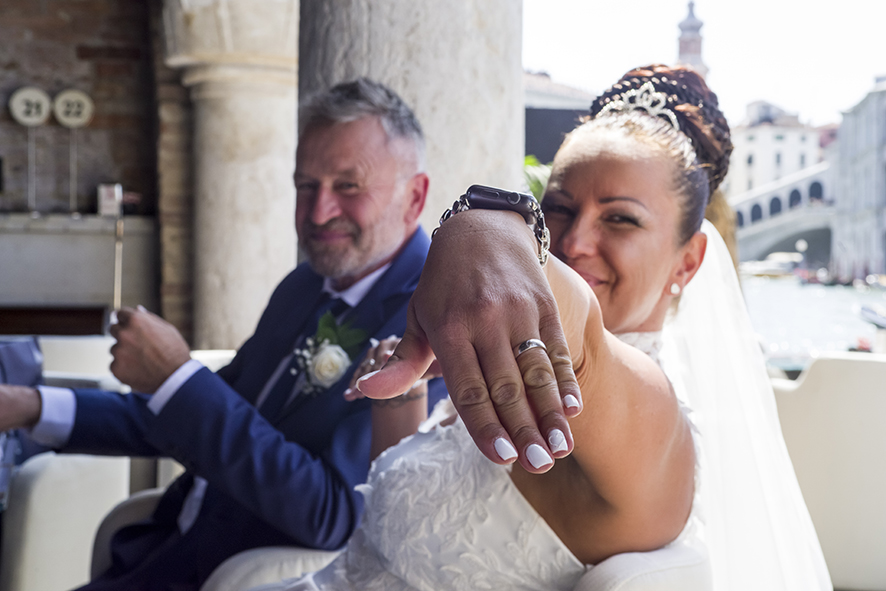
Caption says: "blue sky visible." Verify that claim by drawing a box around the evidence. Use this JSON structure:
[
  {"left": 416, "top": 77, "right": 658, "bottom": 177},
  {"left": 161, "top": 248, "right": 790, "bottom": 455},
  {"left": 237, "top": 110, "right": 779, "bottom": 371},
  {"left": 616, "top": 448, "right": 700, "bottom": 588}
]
[{"left": 523, "top": 0, "right": 886, "bottom": 127}]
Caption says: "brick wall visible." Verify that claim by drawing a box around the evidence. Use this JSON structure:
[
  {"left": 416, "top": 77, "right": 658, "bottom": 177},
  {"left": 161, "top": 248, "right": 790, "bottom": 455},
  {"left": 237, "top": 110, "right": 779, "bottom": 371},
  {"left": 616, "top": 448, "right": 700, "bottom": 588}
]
[
  {"left": 0, "top": 0, "right": 157, "bottom": 214},
  {"left": 149, "top": 0, "right": 194, "bottom": 342},
  {"left": 0, "top": 0, "right": 197, "bottom": 340}
]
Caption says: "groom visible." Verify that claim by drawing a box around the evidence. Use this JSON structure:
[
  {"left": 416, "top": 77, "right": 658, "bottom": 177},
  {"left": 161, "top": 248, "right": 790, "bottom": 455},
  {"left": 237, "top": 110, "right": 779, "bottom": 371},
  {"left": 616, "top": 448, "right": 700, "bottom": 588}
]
[{"left": 0, "top": 78, "right": 444, "bottom": 590}]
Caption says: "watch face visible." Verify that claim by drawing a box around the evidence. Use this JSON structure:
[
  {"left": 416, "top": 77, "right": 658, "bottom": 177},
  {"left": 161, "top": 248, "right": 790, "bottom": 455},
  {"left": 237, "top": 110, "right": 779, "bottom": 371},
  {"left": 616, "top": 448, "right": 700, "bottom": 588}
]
[{"left": 465, "top": 185, "right": 539, "bottom": 225}]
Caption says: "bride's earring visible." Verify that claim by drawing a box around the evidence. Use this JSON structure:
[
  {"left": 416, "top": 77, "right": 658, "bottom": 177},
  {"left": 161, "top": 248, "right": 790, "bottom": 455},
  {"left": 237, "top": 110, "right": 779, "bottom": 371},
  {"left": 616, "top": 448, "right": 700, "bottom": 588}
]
[{"left": 670, "top": 283, "right": 681, "bottom": 296}]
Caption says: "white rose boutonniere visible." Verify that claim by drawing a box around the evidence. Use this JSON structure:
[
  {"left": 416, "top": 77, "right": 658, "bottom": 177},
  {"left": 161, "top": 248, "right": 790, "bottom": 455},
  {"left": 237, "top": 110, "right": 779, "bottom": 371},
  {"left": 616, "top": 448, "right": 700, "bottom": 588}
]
[
  {"left": 309, "top": 342, "right": 351, "bottom": 388},
  {"left": 294, "top": 311, "right": 367, "bottom": 396}
]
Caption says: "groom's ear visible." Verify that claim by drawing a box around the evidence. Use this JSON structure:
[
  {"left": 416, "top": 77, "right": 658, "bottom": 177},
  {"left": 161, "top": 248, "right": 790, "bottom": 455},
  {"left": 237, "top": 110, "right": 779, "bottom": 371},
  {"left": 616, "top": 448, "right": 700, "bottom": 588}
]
[
  {"left": 403, "top": 172, "right": 429, "bottom": 225},
  {"left": 672, "top": 231, "right": 708, "bottom": 288}
]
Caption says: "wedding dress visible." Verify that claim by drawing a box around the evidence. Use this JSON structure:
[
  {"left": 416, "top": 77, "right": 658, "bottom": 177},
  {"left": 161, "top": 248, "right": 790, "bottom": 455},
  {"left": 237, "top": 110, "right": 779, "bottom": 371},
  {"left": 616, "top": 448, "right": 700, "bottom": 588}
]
[
  {"left": 260, "top": 332, "right": 702, "bottom": 591},
  {"left": 262, "top": 221, "right": 831, "bottom": 591}
]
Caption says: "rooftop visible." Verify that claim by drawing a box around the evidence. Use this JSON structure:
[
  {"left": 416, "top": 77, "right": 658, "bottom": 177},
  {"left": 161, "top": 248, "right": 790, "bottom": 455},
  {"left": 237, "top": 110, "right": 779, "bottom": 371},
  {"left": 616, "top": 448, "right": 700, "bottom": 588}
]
[{"left": 524, "top": 71, "right": 596, "bottom": 110}]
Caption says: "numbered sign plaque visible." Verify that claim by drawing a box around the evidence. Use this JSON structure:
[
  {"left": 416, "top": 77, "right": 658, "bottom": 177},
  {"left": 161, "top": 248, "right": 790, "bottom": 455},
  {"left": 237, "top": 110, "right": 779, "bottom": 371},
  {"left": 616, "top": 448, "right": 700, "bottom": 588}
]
[
  {"left": 9, "top": 87, "right": 52, "bottom": 126},
  {"left": 53, "top": 89, "right": 94, "bottom": 128}
]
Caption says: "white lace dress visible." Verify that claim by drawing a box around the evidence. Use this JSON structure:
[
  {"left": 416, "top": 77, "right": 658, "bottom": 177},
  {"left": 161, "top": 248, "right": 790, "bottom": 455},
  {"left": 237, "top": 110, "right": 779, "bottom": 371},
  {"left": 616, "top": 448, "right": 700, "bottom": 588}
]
[{"left": 268, "top": 332, "right": 701, "bottom": 591}]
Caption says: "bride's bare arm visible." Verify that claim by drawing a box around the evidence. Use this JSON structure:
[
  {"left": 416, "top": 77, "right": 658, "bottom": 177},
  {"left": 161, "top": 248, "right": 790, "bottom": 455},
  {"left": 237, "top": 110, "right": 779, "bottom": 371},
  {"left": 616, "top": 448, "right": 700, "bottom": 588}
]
[{"left": 543, "top": 254, "right": 696, "bottom": 556}]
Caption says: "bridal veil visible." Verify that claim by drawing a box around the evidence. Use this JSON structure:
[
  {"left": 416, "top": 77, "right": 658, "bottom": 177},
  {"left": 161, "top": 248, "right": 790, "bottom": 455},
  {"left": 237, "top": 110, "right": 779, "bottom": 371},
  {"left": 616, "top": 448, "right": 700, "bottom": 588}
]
[{"left": 660, "top": 221, "right": 832, "bottom": 590}]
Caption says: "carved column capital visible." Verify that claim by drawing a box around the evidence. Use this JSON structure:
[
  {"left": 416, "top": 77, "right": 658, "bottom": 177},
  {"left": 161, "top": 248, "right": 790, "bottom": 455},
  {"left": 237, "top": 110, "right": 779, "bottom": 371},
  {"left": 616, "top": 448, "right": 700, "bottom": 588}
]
[{"left": 163, "top": 0, "right": 298, "bottom": 73}]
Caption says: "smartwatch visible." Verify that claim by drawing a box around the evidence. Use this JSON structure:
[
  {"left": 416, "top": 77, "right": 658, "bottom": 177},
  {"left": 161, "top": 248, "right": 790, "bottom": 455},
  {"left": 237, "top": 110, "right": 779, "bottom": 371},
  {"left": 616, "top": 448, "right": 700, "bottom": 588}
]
[{"left": 434, "top": 185, "right": 551, "bottom": 265}]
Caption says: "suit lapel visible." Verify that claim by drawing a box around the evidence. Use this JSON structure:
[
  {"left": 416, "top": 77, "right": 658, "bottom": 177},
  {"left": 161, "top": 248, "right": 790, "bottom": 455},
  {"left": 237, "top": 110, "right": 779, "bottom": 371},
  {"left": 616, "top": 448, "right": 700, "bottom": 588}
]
[
  {"left": 239, "top": 268, "right": 325, "bottom": 407},
  {"left": 274, "top": 268, "right": 326, "bottom": 349}
]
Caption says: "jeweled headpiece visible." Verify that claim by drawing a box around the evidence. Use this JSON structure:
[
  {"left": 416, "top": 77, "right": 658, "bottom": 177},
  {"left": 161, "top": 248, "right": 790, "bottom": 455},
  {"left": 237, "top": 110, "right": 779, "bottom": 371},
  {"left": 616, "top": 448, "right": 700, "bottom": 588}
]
[
  {"left": 588, "top": 66, "right": 734, "bottom": 196},
  {"left": 597, "top": 81, "right": 680, "bottom": 132}
]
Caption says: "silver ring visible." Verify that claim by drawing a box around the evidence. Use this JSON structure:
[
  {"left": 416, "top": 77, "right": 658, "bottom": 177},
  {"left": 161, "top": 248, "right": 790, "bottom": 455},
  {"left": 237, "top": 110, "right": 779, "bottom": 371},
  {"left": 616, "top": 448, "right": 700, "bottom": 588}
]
[{"left": 513, "top": 338, "right": 547, "bottom": 359}]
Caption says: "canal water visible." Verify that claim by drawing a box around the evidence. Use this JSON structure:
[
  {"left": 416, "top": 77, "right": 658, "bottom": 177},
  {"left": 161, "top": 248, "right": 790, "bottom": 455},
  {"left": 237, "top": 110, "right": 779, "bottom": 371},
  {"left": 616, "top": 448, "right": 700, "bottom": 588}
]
[{"left": 740, "top": 274, "right": 886, "bottom": 370}]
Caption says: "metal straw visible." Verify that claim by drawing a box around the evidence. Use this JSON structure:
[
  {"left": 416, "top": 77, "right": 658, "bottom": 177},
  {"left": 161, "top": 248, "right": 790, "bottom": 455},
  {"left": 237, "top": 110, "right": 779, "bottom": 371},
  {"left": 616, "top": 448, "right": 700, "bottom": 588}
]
[
  {"left": 114, "top": 214, "right": 124, "bottom": 310},
  {"left": 27, "top": 127, "right": 36, "bottom": 212},
  {"left": 69, "top": 129, "right": 78, "bottom": 213}
]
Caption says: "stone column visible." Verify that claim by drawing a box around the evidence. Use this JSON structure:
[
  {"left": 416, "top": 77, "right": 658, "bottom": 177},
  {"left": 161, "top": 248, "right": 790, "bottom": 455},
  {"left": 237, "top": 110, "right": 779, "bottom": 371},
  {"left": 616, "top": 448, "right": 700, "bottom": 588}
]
[
  {"left": 163, "top": 0, "right": 299, "bottom": 349},
  {"left": 299, "top": 0, "right": 524, "bottom": 231}
]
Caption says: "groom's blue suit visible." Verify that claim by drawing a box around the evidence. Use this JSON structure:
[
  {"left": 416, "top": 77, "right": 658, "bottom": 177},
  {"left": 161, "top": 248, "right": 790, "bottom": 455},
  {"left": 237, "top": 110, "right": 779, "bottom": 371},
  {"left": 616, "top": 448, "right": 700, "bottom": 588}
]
[{"left": 63, "top": 228, "right": 444, "bottom": 590}]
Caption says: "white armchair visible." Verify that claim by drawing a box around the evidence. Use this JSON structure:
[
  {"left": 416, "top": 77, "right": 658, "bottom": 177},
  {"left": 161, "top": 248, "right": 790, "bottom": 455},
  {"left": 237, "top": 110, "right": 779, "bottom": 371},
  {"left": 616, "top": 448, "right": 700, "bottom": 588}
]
[
  {"left": 87, "top": 494, "right": 342, "bottom": 591},
  {"left": 199, "top": 547, "right": 340, "bottom": 591},
  {"left": 575, "top": 541, "right": 711, "bottom": 590},
  {"left": 90, "top": 488, "right": 166, "bottom": 580},
  {"left": 193, "top": 537, "right": 710, "bottom": 591},
  {"left": 0, "top": 453, "right": 130, "bottom": 591},
  {"left": 774, "top": 351, "right": 886, "bottom": 590}
]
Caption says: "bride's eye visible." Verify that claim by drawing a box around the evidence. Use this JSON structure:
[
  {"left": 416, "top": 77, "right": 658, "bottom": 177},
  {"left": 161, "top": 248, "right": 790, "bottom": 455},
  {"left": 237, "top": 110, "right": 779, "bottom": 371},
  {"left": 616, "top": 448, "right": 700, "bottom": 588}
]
[
  {"left": 542, "top": 202, "right": 574, "bottom": 217},
  {"left": 606, "top": 213, "right": 640, "bottom": 227}
]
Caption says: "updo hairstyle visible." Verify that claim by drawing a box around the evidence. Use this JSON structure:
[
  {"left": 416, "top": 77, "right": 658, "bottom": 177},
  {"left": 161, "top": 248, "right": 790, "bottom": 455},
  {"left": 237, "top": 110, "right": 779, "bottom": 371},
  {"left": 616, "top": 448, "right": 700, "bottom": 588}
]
[{"left": 582, "top": 64, "right": 733, "bottom": 245}]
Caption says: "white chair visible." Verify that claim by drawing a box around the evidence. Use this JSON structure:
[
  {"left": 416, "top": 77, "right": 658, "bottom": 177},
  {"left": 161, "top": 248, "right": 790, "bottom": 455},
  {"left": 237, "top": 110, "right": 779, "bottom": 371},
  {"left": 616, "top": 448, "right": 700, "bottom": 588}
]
[
  {"left": 38, "top": 335, "right": 116, "bottom": 376},
  {"left": 88, "top": 492, "right": 342, "bottom": 590},
  {"left": 90, "top": 487, "right": 166, "bottom": 580},
  {"left": 774, "top": 351, "right": 886, "bottom": 590},
  {"left": 199, "top": 547, "right": 341, "bottom": 591},
  {"left": 0, "top": 453, "right": 130, "bottom": 591},
  {"left": 193, "top": 539, "right": 710, "bottom": 591}
]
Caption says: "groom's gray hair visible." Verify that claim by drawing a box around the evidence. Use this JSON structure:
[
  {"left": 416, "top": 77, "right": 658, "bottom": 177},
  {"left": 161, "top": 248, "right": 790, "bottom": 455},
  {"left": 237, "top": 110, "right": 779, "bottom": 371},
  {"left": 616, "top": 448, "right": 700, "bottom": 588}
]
[{"left": 299, "top": 78, "right": 426, "bottom": 172}]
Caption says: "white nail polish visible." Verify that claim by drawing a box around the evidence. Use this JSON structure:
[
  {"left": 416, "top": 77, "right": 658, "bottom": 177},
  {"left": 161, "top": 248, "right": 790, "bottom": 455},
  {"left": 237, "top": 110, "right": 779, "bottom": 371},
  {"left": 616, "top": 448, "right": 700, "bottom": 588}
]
[
  {"left": 355, "top": 370, "right": 381, "bottom": 391},
  {"left": 548, "top": 429, "right": 568, "bottom": 453},
  {"left": 563, "top": 394, "right": 580, "bottom": 409},
  {"left": 137, "top": 304, "right": 147, "bottom": 312},
  {"left": 493, "top": 438, "right": 518, "bottom": 461},
  {"left": 526, "top": 444, "right": 553, "bottom": 469},
  {"left": 369, "top": 338, "right": 380, "bottom": 348}
]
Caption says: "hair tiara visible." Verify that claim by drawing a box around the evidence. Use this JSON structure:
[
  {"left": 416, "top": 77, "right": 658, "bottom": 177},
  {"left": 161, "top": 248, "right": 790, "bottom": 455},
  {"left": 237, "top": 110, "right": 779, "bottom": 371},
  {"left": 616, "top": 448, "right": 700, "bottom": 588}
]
[
  {"left": 589, "top": 67, "right": 733, "bottom": 196},
  {"left": 597, "top": 81, "right": 680, "bottom": 132}
]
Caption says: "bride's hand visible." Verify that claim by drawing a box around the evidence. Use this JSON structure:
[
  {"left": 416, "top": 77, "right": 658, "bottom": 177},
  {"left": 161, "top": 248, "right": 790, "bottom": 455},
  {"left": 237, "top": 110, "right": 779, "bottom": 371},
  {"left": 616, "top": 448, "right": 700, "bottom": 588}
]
[{"left": 357, "top": 209, "right": 581, "bottom": 474}]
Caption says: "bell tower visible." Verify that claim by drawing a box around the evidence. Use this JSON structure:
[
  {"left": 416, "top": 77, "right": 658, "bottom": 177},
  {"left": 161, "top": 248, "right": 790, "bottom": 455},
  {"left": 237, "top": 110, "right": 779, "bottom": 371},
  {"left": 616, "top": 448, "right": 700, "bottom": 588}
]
[{"left": 677, "top": 2, "right": 708, "bottom": 79}]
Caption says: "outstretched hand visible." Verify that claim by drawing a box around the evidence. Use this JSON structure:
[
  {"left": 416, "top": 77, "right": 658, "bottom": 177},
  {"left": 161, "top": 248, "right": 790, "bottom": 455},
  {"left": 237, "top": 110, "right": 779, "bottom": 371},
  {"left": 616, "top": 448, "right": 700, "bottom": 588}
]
[
  {"left": 109, "top": 306, "right": 191, "bottom": 393},
  {"left": 357, "top": 209, "right": 582, "bottom": 474},
  {"left": 344, "top": 335, "right": 440, "bottom": 402}
]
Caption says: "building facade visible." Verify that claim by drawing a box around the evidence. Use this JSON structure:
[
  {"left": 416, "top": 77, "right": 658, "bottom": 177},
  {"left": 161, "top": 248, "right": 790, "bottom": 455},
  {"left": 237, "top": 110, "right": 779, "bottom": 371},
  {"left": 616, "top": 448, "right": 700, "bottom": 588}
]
[
  {"left": 831, "top": 77, "right": 886, "bottom": 279},
  {"left": 723, "top": 102, "right": 821, "bottom": 198}
]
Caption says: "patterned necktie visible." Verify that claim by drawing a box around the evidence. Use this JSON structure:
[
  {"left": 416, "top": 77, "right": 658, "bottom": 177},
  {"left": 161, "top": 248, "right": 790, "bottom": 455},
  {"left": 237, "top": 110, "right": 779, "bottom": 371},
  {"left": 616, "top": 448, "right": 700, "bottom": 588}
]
[{"left": 259, "top": 294, "right": 350, "bottom": 419}]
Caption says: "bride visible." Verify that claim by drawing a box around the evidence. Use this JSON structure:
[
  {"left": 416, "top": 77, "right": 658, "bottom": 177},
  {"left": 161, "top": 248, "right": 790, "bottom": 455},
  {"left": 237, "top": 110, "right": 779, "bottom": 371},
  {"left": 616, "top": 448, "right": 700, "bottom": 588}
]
[{"left": 262, "top": 65, "right": 831, "bottom": 590}]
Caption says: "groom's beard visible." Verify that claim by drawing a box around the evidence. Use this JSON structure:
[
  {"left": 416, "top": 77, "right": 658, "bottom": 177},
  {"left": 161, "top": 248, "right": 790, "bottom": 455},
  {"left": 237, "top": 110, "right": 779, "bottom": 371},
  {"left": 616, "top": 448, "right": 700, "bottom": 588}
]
[
  {"left": 301, "top": 217, "right": 401, "bottom": 283},
  {"left": 301, "top": 218, "right": 363, "bottom": 279}
]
